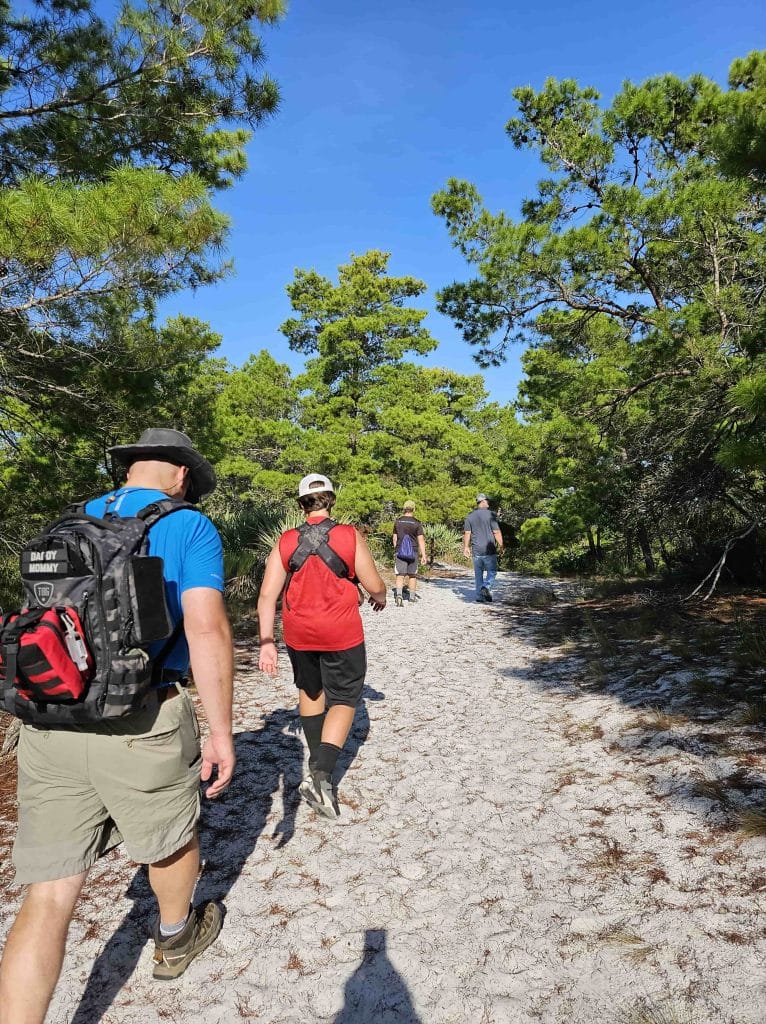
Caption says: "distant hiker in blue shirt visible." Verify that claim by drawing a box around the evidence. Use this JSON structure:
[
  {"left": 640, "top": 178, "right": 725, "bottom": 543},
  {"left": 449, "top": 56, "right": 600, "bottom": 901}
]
[{"left": 463, "top": 494, "right": 504, "bottom": 603}]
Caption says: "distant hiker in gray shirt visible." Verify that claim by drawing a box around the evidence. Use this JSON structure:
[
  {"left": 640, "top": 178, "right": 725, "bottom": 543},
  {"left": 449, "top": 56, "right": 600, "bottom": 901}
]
[{"left": 463, "top": 494, "right": 504, "bottom": 603}]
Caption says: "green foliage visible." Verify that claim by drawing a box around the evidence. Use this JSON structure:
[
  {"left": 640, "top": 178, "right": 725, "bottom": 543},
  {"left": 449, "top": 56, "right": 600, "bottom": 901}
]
[
  {"left": 277, "top": 251, "right": 499, "bottom": 525},
  {"left": 0, "top": 0, "right": 284, "bottom": 540},
  {"left": 423, "top": 523, "right": 463, "bottom": 565},
  {"left": 714, "top": 52, "right": 766, "bottom": 177},
  {"left": 215, "top": 502, "right": 289, "bottom": 602},
  {"left": 434, "top": 53, "right": 766, "bottom": 579},
  {"left": 211, "top": 350, "right": 303, "bottom": 500}
]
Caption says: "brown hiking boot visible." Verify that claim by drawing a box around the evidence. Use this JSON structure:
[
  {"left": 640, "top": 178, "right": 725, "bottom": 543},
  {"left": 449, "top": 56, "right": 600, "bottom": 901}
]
[{"left": 152, "top": 902, "right": 222, "bottom": 980}]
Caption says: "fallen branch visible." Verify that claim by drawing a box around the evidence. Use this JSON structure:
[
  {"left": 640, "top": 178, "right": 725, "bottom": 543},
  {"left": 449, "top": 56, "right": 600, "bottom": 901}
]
[{"left": 684, "top": 521, "right": 759, "bottom": 602}]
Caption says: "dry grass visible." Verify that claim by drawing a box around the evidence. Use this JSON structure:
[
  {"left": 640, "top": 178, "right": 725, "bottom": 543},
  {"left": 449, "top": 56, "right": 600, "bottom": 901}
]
[
  {"left": 286, "top": 951, "right": 306, "bottom": 974},
  {"left": 689, "top": 777, "right": 729, "bottom": 803},
  {"left": 551, "top": 771, "right": 577, "bottom": 794},
  {"left": 601, "top": 926, "right": 654, "bottom": 963},
  {"left": 564, "top": 720, "right": 604, "bottom": 741},
  {"left": 616, "top": 999, "right": 693, "bottom": 1024},
  {"left": 637, "top": 706, "right": 686, "bottom": 732},
  {"left": 586, "top": 838, "right": 629, "bottom": 873},
  {"left": 235, "top": 995, "right": 261, "bottom": 1018},
  {"left": 733, "top": 612, "right": 766, "bottom": 668},
  {"left": 645, "top": 866, "right": 670, "bottom": 884},
  {"left": 687, "top": 675, "right": 728, "bottom": 704},
  {"left": 738, "top": 700, "right": 766, "bottom": 724},
  {"left": 735, "top": 808, "right": 766, "bottom": 837}
]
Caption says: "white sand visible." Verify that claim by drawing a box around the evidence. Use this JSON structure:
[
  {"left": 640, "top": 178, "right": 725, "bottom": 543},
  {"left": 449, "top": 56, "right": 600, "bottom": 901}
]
[{"left": 1, "top": 570, "right": 765, "bottom": 1023}]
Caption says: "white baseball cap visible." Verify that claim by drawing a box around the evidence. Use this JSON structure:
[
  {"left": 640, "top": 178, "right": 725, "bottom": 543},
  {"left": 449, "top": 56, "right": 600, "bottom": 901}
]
[
  {"left": 298, "top": 473, "right": 335, "bottom": 497},
  {"left": 476, "top": 493, "right": 489, "bottom": 503}
]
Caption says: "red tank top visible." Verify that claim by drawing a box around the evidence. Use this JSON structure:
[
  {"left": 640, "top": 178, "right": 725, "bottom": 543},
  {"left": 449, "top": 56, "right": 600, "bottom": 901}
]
[{"left": 278, "top": 518, "right": 363, "bottom": 651}]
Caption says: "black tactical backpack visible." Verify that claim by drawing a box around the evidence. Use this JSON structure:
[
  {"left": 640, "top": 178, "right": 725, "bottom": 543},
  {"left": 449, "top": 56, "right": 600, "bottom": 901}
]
[{"left": 0, "top": 499, "right": 192, "bottom": 726}]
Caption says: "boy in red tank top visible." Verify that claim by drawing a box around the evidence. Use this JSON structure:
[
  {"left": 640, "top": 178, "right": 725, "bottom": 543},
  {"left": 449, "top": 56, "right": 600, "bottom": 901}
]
[{"left": 258, "top": 475, "right": 386, "bottom": 819}]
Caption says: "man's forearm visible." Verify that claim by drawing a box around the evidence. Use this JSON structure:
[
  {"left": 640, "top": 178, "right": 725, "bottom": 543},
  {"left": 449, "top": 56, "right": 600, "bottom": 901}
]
[
  {"left": 188, "top": 624, "right": 234, "bottom": 738},
  {"left": 257, "top": 598, "right": 277, "bottom": 643}
]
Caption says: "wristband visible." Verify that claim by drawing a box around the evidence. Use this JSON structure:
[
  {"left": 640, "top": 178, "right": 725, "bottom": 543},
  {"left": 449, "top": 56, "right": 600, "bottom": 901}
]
[{"left": 260, "top": 638, "right": 276, "bottom": 646}]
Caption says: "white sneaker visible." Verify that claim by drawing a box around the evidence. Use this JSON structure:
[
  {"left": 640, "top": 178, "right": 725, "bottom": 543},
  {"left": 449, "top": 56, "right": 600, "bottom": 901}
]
[{"left": 299, "top": 772, "right": 322, "bottom": 804}]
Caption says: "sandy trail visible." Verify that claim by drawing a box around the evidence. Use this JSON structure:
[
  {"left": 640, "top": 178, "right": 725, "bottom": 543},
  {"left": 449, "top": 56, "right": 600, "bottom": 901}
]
[{"left": 1, "top": 571, "right": 765, "bottom": 1023}]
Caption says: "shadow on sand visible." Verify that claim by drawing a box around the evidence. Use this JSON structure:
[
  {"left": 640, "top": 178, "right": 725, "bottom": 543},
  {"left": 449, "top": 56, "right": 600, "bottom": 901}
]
[
  {"left": 70, "top": 692, "right": 379, "bottom": 1022},
  {"left": 336, "top": 683, "right": 384, "bottom": 786},
  {"left": 334, "top": 928, "right": 423, "bottom": 1024},
  {"left": 489, "top": 582, "right": 766, "bottom": 829},
  {"left": 425, "top": 575, "right": 479, "bottom": 604}
]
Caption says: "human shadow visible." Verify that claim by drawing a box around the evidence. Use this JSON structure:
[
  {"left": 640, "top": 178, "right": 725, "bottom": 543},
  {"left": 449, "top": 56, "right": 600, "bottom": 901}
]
[
  {"left": 69, "top": 706, "right": 304, "bottom": 1024},
  {"left": 335, "top": 683, "right": 384, "bottom": 786},
  {"left": 334, "top": 928, "right": 424, "bottom": 1024}
]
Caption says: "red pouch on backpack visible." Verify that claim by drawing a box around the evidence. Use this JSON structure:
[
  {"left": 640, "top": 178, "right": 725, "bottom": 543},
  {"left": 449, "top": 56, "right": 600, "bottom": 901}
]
[{"left": 0, "top": 607, "right": 93, "bottom": 703}]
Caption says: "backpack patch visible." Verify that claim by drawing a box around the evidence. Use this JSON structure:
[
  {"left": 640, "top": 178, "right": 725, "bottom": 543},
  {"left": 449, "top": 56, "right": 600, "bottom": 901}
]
[{"left": 0, "top": 499, "right": 190, "bottom": 726}]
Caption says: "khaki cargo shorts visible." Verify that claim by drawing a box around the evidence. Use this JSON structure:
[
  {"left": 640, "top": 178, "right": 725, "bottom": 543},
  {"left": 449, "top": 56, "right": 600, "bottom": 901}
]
[{"left": 12, "top": 689, "right": 201, "bottom": 885}]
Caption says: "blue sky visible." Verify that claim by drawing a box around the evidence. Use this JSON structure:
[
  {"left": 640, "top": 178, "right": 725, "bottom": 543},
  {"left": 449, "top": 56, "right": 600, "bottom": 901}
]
[{"left": 161, "top": 0, "right": 764, "bottom": 405}]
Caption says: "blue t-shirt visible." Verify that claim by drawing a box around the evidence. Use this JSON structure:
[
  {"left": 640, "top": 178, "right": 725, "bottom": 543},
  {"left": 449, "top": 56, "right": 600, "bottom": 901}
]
[{"left": 85, "top": 487, "right": 224, "bottom": 674}]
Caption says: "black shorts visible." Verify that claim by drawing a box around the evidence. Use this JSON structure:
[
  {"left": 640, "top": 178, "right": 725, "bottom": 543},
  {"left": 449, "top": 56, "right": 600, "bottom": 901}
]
[{"left": 286, "top": 643, "right": 367, "bottom": 708}]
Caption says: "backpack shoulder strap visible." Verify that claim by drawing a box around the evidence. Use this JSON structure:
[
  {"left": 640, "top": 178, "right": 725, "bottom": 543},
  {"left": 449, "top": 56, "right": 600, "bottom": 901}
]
[
  {"left": 136, "top": 499, "right": 196, "bottom": 529},
  {"left": 288, "top": 520, "right": 350, "bottom": 579},
  {"left": 41, "top": 505, "right": 125, "bottom": 536},
  {"left": 151, "top": 617, "right": 187, "bottom": 682},
  {"left": 134, "top": 500, "right": 194, "bottom": 674},
  {"left": 283, "top": 520, "right": 358, "bottom": 609}
]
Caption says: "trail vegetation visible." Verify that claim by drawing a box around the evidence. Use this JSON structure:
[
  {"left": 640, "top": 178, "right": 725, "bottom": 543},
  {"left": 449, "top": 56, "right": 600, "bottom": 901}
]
[{"left": 0, "top": 8, "right": 764, "bottom": 603}]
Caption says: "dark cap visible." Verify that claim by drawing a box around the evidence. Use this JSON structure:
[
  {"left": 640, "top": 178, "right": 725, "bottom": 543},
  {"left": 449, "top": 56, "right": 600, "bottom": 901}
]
[{"left": 108, "top": 428, "right": 216, "bottom": 504}]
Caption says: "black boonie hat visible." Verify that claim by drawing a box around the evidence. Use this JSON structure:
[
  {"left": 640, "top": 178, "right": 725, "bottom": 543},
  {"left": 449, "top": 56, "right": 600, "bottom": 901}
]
[{"left": 108, "top": 428, "right": 216, "bottom": 504}]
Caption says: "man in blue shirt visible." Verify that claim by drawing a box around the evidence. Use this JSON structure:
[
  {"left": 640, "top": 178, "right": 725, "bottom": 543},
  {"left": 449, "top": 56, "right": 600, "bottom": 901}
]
[
  {"left": 0, "top": 429, "right": 235, "bottom": 1020},
  {"left": 463, "top": 494, "right": 504, "bottom": 603}
]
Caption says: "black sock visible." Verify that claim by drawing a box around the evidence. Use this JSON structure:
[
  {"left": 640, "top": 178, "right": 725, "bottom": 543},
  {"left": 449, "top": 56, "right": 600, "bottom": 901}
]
[
  {"left": 301, "top": 713, "right": 326, "bottom": 766},
  {"left": 314, "top": 742, "right": 342, "bottom": 777}
]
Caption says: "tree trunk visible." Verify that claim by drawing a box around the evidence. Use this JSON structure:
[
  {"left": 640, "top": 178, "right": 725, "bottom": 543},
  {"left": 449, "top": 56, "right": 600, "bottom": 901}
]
[
  {"left": 625, "top": 531, "right": 635, "bottom": 568},
  {"left": 636, "top": 524, "right": 656, "bottom": 573},
  {"left": 586, "top": 527, "right": 598, "bottom": 564},
  {"left": 658, "top": 535, "right": 673, "bottom": 570}
]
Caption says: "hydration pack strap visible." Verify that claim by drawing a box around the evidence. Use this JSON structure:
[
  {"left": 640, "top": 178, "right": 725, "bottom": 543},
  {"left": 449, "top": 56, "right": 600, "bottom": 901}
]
[
  {"left": 283, "top": 520, "right": 357, "bottom": 609},
  {"left": 151, "top": 617, "right": 186, "bottom": 683},
  {"left": 136, "top": 499, "right": 196, "bottom": 527}
]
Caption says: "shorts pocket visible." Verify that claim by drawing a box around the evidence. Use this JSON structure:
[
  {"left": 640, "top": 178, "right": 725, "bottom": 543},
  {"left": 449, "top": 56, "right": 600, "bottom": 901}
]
[
  {"left": 179, "top": 695, "right": 201, "bottom": 768},
  {"left": 129, "top": 725, "right": 180, "bottom": 747}
]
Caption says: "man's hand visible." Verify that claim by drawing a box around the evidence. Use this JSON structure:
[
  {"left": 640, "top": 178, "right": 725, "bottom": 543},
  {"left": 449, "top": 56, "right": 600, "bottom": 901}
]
[
  {"left": 201, "top": 732, "right": 235, "bottom": 799},
  {"left": 463, "top": 548, "right": 471, "bottom": 559},
  {"left": 259, "top": 641, "right": 278, "bottom": 676},
  {"left": 368, "top": 594, "right": 386, "bottom": 611}
]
